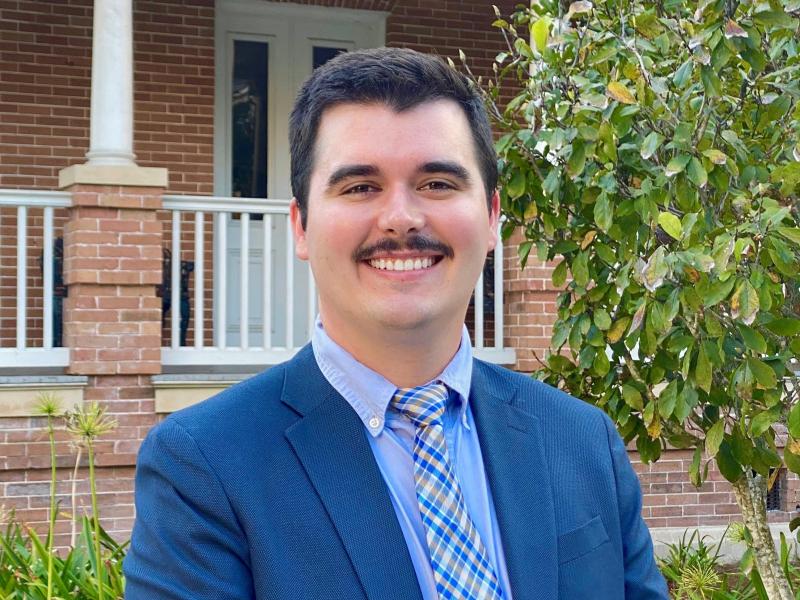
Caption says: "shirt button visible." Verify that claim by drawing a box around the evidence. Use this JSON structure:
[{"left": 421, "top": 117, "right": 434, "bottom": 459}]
[{"left": 368, "top": 416, "right": 381, "bottom": 429}]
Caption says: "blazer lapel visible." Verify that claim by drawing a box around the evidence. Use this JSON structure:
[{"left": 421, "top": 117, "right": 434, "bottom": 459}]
[
  {"left": 470, "top": 361, "right": 558, "bottom": 600},
  {"left": 282, "top": 347, "right": 423, "bottom": 600}
]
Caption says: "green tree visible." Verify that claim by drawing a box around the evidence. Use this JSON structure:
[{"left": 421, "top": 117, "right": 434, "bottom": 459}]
[{"left": 472, "top": 1, "right": 800, "bottom": 597}]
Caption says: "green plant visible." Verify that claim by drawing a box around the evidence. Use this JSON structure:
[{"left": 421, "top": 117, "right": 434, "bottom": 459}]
[
  {"left": 471, "top": 1, "right": 800, "bottom": 597},
  {"left": 0, "top": 399, "right": 125, "bottom": 599},
  {"left": 0, "top": 513, "right": 127, "bottom": 599},
  {"left": 65, "top": 403, "right": 118, "bottom": 600},
  {"left": 658, "top": 527, "right": 759, "bottom": 599}
]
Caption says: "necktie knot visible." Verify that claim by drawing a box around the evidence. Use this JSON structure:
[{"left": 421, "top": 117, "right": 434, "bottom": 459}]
[{"left": 391, "top": 382, "right": 449, "bottom": 429}]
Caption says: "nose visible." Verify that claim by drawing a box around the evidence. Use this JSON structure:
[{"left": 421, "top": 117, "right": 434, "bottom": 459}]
[{"left": 376, "top": 186, "right": 425, "bottom": 236}]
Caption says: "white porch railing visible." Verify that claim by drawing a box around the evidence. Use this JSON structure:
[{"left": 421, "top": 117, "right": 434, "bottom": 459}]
[
  {"left": 0, "top": 189, "right": 71, "bottom": 368},
  {"left": 161, "top": 195, "right": 515, "bottom": 367},
  {"left": 0, "top": 190, "right": 514, "bottom": 370}
]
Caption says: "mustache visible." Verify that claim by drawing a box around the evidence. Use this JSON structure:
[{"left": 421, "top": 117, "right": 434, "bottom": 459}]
[{"left": 353, "top": 235, "right": 454, "bottom": 262}]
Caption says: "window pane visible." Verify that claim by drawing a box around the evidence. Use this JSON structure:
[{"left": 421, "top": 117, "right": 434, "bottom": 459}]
[
  {"left": 232, "top": 40, "right": 268, "bottom": 198},
  {"left": 313, "top": 46, "right": 346, "bottom": 70}
]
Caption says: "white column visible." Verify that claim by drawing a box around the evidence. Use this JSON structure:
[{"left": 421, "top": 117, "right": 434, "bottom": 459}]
[{"left": 86, "top": 0, "right": 136, "bottom": 166}]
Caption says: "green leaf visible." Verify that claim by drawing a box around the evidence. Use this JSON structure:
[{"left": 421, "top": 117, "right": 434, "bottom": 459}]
[
  {"left": 594, "top": 192, "right": 613, "bottom": 232},
  {"left": 750, "top": 407, "right": 780, "bottom": 437},
  {"left": 705, "top": 419, "right": 725, "bottom": 458},
  {"left": 594, "top": 308, "right": 612, "bottom": 331},
  {"left": 672, "top": 59, "right": 693, "bottom": 88},
  {"left": 640, "top": 131, "right": 663, "bottom": 160},
  {"left": 784, "top": 441, "right": 800, "bottom": 476},
  {"left": 689, "top": 446, "right": 703, "bottom": 486},
  {"left": 658, "top": 379, "right": 678, "bottom": 419},
  {"left": 788, "top": 403, "right": 800, "bottom": 438},
  {"left": 552, "top": 259, "right": 567, "bottom": 288},
  {"left": 592, "top": 350, "right": 611, "bottom": 376},
  {"left": 572, "top": 251, "right": 590, "bottom": 287},
  {"left": 700, "top": 65, "right": 722, "bottom": 97},
  {"left": 716, "top": 441, "right": 743, "bottom": 483},
  {"left": 622, "top": 384, "right": 643, "bottom": 410},
  {"left": 665, "top": 154, "right": 691, "bottom": 177},
  {"left": 777, "top": 227, "right": 800, "bottom": 245},
  {"left": 567, "top": 139, "right": 587, "bottom": 178},
  {"left": 738, "top": 324, "right": 767, "bottom": 354},
  {"left": 765, "top": 318, "right": 800, "bottom": 336},
  {"left": 518, "top": 241, "right": 533, "bottom": 269},
  {"left": 637, "top": 433, "right": 661, "bottom": 463},
  {"left": 731, "top": 280, "right": 759, "bottom": 325},
  {"left": 702, "top": 277, "right": 736, "bottom": 308},
  {"left": 753, "top": 10, "right": 798, "bottom": 28},
  {"left": 747, "top": 357, "right": 777, "bottom": 389},
  {"left": 658, "top": 212, "right": 682, "bottom": 241},
  {"left": 506, "top": 170, "right": 526, "bottom": 199},
  {"left": 686, "top": 157, "right": 708, "bottom": 188},
  {"left": 530, "top": 17, "right": 551, "bottom": 54},
  {"left": 695, "top": 345, "right": 712, "bottom": 394}
]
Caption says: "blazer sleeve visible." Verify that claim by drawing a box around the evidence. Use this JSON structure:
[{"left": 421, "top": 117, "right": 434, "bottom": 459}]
[
  {"left": 123, "top": 418, "right": 255, "bottom": 600},
  {"left": 603, "top": 414, "right": 670, "bottom": 599}
]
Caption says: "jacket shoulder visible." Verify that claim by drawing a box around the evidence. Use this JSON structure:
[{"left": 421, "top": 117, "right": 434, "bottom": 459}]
[
  {"left": 156, "top": 361, "right": 289, "bottom": 442},
  {"left": 474, "top": 359, "right": 610, "bottom": 429}
]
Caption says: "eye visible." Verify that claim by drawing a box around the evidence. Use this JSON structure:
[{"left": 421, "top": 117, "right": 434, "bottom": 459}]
[
  {"left": 343, "top": 183, "right": 378, "bottom": 195},
  {"left": 419, "top": 180, "right": 456, "bottom": 192}
]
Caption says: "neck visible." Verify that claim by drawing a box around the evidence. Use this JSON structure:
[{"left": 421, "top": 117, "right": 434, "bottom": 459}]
[{"left": 320, "top": 313, "right": 464, "bottom": 388}]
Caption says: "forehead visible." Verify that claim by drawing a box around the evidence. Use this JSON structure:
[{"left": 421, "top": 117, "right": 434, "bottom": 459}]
[{"left": 310, "top": 100, "right": 479, "bottom": 180}]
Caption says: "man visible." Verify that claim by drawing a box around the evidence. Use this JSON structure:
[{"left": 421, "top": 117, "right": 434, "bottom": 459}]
[{"left": 124, "top": 48, "right": 668, "bottom": 599}]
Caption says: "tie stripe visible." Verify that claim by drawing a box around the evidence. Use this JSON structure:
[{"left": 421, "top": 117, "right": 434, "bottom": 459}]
[{"left": 392, "top": 383, "right": 503, "bottom": 600}]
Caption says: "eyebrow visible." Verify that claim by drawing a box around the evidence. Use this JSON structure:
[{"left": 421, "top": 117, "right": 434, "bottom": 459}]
[
  {"left": 326, "top": 160, "right": 472, "bottom": 190},
  {"left": 326, "top": 164, "right": 379, "bottom": 189},
  {"left": 419, "top": 160, "right": 472, "bottom": 184}
]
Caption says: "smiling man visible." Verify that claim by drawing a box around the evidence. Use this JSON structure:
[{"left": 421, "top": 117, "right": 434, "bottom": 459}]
[{"left": 124, "top": 48, "right": 667, "bottom": 599}]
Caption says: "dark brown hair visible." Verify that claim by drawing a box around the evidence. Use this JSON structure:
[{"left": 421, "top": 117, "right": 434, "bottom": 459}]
[{"left": 289, "top": 47, "right": 497, "bottom": 228}]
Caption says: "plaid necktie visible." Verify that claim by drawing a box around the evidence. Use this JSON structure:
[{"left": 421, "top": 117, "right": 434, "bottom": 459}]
[{"left": 391, "top": 383, "right": 504, "bottom": 600}]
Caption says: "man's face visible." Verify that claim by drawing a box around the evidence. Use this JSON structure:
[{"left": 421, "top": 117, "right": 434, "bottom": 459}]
[{"left": 291, "top": 99, "right": 499, "bottom": 341}]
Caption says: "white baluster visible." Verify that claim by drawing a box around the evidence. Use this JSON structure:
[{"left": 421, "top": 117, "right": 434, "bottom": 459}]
[
  {"left": 171, "top": 211, "right": 181, "bottom": 349},
  {"left": 16, "top": 206, "right": 27, "bottom": 350},
  {"left": 43, "top": 207, "right": 54, "bottom": 349},
  {"left": 214, "top": 211, "right": 227, "bottom": 349},
  {"left": 262, "top": 215, "right": 272, "bottom": 349},
  {"left": 240, "top": 213, "right": 250, "bottom": 350},
  {"left": 194, "top": 211, "right": 204, "bottom": 349}
]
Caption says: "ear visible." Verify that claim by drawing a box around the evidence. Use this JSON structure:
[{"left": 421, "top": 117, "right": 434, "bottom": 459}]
[
  {"left": 487, "top": 190, "right": 500, "bottom": 253},
  {"left": 289, "top": 199, "right": 309, "bottom": 261}
]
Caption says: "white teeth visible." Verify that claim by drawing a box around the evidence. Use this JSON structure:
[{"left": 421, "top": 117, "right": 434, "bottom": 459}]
[{"left": 368, "top": 257, "right": 436, "bottom": 271}]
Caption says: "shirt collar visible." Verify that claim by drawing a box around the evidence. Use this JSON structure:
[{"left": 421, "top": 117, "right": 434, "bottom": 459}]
[{"left": 311, "top": 318, "right": 473, "bottom": 437}]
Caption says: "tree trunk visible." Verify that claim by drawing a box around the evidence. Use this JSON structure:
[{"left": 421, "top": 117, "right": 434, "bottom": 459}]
[{"left": 731, "top": 471, "right": 793, "bottom": 600}]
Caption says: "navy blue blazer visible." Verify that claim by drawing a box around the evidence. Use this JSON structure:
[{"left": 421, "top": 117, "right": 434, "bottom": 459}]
[{"left": 124, "top": 345, "right": 668, "bottom": 599}]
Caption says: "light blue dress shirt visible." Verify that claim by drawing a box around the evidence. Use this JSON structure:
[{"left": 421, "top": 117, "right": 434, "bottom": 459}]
[{"left": 311, "top": 319, "right": 513, "bottom": 600}]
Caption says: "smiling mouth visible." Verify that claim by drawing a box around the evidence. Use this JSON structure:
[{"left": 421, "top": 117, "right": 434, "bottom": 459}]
[{"left": 366, "top": 256, "right": 443, "bottom": 271}]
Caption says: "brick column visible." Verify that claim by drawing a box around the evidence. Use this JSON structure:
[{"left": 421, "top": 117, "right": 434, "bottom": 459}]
[
  {"left": 63, "top": 185, "right": 163, "bottom": 377},
  {"left": 502, "top": 230, "right": 560, "bottom": 373},
  {"left": 57, "top": 181, "right": 165, "bottom": 544}
]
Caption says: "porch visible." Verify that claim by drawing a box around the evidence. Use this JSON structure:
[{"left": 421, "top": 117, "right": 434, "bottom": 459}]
[{"left": 0, "top": 186, "right": 514, "bottom": 389}]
